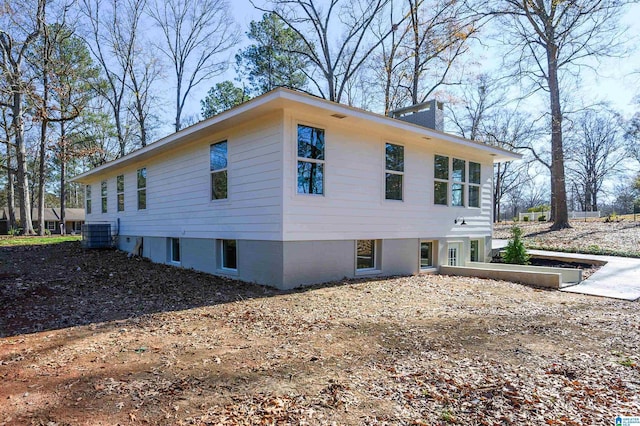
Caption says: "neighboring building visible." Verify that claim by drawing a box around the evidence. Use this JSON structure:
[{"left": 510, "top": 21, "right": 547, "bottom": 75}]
[
  {"left": 0, "top": 208, "right": 85, "bottom": 234},
  {"left": 71, "top": 88, "right": 520, "bottom": 289}
]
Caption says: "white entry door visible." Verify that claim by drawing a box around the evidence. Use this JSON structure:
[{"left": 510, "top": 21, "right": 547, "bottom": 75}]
[{"left": 447, "top": 242, "right": 462, "bottom": 266}]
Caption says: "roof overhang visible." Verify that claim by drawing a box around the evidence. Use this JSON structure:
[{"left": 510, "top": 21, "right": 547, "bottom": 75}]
[{"left": 71, "top": 88, "right": 522, "bottom": 183}]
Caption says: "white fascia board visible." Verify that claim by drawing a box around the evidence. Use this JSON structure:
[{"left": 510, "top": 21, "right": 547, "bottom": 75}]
[
  {"left": 277, "top": 89, "right": 522, "bottom": 163},
  {"left": 71, "top": 88, "right": 521, "bottom": 183},
  {"left": 70, "top": 89, "right": 286, "bottom": 183}
]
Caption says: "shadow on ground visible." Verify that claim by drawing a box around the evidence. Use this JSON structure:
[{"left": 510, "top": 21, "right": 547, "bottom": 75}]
[{"left": 0, "top": 241, "right": 368, "bottom": 338}]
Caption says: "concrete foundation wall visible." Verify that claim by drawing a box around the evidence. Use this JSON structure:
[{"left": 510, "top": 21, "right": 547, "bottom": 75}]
[
  {"left": 180, "top": 238, "right": 217, "bottom": 274},
  {"left": 117, "top": 236, "right": 502, "bottom": 290},
  {"left": 143, "top": 237, "right": 166, "bottom": 264},
  {"left": 238, "top": 240, "right": 284, "bottom": 287},
  {"left": 382, "top": 239, "right": 420, "bottom": 276},
  {"left": 466, "top": 262, "right": 582, "bottom": 284},
  {"left": 440, "top": 265, "right": 563, "bottom": 289},
  {"left": 282, "top": 240, "right": 355, "bottom": 289}
]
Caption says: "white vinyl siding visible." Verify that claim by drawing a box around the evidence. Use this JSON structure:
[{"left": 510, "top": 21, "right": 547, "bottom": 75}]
[
  {"left": 83, "top": 113, "right": 284, "bottom": 241},
  {"left": 283, "top": 111, "right": 494, "bottom": 241}
]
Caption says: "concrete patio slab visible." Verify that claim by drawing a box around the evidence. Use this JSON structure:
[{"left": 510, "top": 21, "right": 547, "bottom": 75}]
[{"left": 492, "top": 240, "right": 640, "bottom": 302}]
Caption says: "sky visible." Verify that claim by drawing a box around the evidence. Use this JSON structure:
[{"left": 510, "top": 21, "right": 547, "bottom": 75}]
[{"left": 178, "top": 0, "right": 640, "bottom": 122}]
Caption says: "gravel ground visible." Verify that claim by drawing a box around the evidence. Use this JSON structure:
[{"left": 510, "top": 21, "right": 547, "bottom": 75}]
[
  {"left": 494, "top": 220, "right": 640, "bottom": 257},
  {"left": 1, "top": 241, "right": 639, "bottom": 425}
]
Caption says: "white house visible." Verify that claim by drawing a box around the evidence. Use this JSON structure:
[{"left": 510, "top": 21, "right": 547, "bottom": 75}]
[{"left": 72, "top": 88, "right": 521, "bottom": 289}]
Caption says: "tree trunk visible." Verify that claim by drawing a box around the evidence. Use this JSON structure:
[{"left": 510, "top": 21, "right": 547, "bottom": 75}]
[
  {"left": 59, "top": 121, "right": 66, "bottom": 235},
  {"left": 546, "top": 45, "right": 570, "bottom": 230},
  {"left": 4, "top": 138, "right": 16, "bottom": 230},
  {"left": 410, "top": 0, "right": 419, "bottom": 105},
  {"left": 37, "top": 118, "right": 46, "bottom": 236},
  {"left": 13, "top": 90, "right": 35, "bottom": 235},
  {"left": 37, "top": 42, "right": 49, "bottom": 236}
]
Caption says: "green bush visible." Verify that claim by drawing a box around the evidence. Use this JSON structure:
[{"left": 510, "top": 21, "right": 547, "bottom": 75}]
[
  {"left": 522, "top": 216, "right": 529, "bottom": 222},
  {"left": 502, "top": 225, "right": 530, "bottom": 265},
  {"left": 8, "top": 226, "right": 22, "bottom": 236},
  {"left": 538, "top": 215, "right": 546, "bottom": 222}
]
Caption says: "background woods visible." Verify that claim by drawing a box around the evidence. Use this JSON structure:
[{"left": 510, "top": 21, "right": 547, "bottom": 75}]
[{"left": 1, "top": 0, "right": 639, "bottom": 235}]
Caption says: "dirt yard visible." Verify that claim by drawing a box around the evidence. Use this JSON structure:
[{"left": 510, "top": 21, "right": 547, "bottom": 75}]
[{"left": 1, "top": 240, "right": 639, "bottom": 425}]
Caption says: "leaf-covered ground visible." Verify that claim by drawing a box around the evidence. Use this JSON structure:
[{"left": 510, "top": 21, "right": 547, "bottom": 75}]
[
  {"left": 494, "top": 220, "right": 640, "bottom": 258},
  {"left": 1, "top": 241, "right": 639, "bottom": 425}
]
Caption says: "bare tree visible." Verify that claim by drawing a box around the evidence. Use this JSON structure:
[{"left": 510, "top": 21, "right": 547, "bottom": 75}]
[
  {"left": 253, "top": 0, "right": 400, "bottom": 103},
  {"left": 479, "top": 0, "right": 632, "bottom": 230},
  {"left": 403, "top": 0, "right": 477, "bottom": 105},
  {"left": 127, "top": 46, "right": 161, "bottom": 148},
  {"left": 0, "top": 106, "right": 16, "bottom": 230},
  {"left": 367, "top": 0, "right": 410, "bottom": 114},
  {"left": 625, "top": 99, "right": 640, "bottom": 165},
  {"left": 148, "top": 0, "right": 239, "bottom": 132},
  {"left": 81, "top": 0, "right": 145, "bottom": 157},
  {"left": 448, "top": 74, "right": 534, "bottom": 222},
  {"left": 565, "top": 109, "right": 626, "bottom": 212},
  {"left": 0, "top": 0, "right": 46, "bottom": 235}
]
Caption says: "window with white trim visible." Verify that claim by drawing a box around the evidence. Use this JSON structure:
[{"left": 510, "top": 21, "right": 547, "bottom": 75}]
[
  {"left": 385, "top": 143, "right": 404, "bottom": 200},
  {"left": 470, "top": 239, "right": 480, "bottom": 262},
  {"left": 448, "top": 244, "right": 459, "bottom": 266},
  {"left": 297, "top": 124, "right": 324, "bottom": 194},
  {"left": 210, "top": 141, "right": 228, "bottom": 200},
  {"left": 356, "top": 240, "right": 378, "bottom": 271},
  {"left": 434, "top": 155, "right": 449, "bottom": 205},
  {"left": 452, "top": 158, "right": 465, "bottom": 207},
  {"left": 117, "top": 175, "right": 124, "bottom": 212},
  {"left": 221, "top": 239, "right": 238, "bottom": 270},
  {"left": 468, "top": 162, "right": 481, "bottom": 208},
  {"left": 86, "top": 185, "right": 92, "bottom": 214},
  {"left": 137, "top": 168, "right": 147, "bottom": 210},
  {"left": 101, "top": 181, "right": 107, "bottom": 213},
  {"left": 434, "top": 155, "right": 480, "bottom": 208},
  {"left": 47, "top": 221, "right": 57, "bottom": 231},
  {"left": 170, "top": 238, "right": 180, "bottom": 263},
  {"left": 420, "top": 241, "right": 435, "bottom": 269}
]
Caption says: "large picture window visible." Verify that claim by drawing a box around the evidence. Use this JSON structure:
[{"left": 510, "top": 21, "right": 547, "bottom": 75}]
[
  {"left": 101, "top": 181, "right": 107, "bottom": 213},
  {"left": 86, "top": 185, "right": 92, "bottom": 214},
  {"left": 117, "top": 175, "right": 124, "bottom": 212},
  {"left": 434, "top": 155, "right": 480, "bottom": 208},
  {"left": 385, "top": 143, "right": 404, "bottom": 200},
  {"left": 137, "top": 168, "right": 147, "bottom": 210},
  {"left": 297, "top": 124, "right": 324, "bottom": 194}
]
